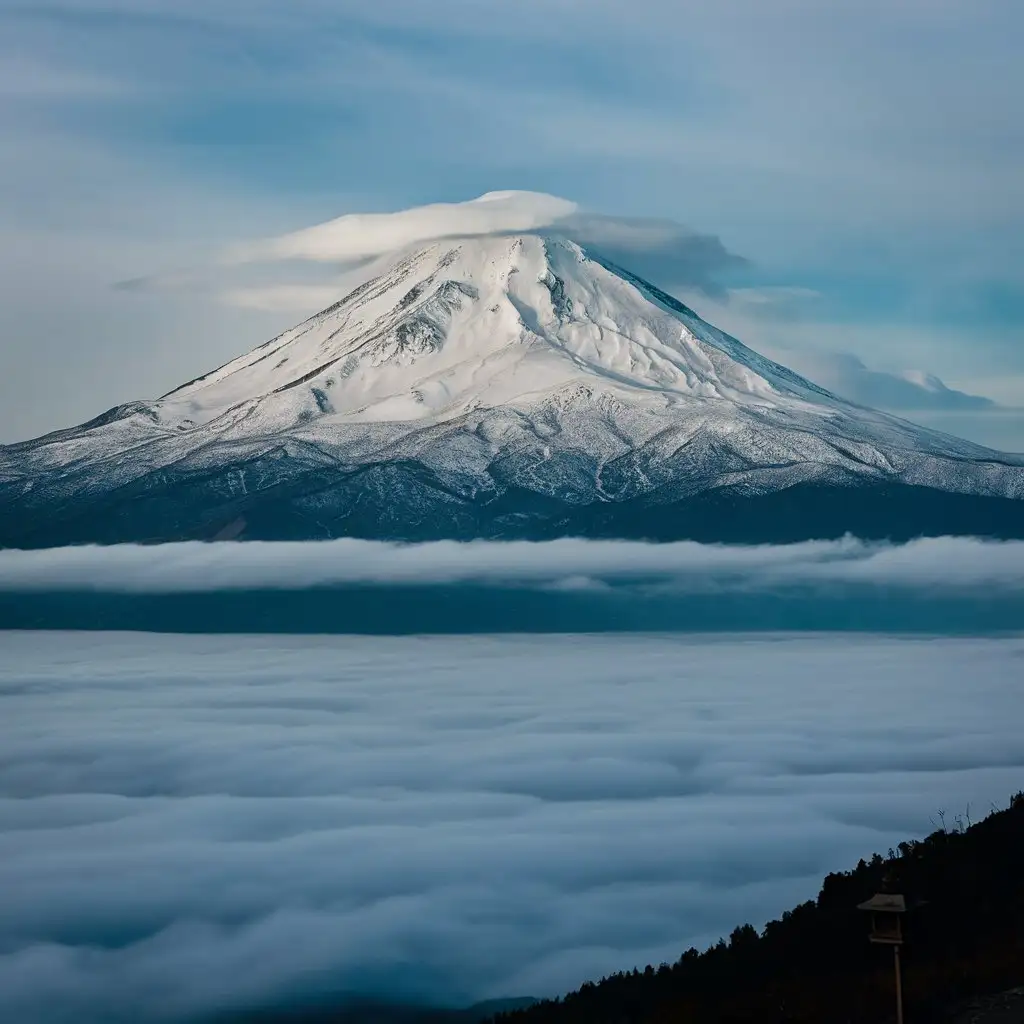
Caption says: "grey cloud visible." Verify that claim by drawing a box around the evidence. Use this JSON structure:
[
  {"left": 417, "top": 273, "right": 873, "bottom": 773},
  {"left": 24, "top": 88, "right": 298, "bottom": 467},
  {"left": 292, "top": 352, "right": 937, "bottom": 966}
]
[
  {"left": 1, "top": 631, "right": 1022, "bottom": 1022},
  {"left": 554, "top": 214, "right": 747, "bottom": 298},
  {"left": 110, "top": 271, "right": 209, "bottom": 293},
  {"left": 110, "top": 275, "right": 153, "bottom": 292},
  {"left": 788, "top": 351, "right": 997, "bottom": 412}
]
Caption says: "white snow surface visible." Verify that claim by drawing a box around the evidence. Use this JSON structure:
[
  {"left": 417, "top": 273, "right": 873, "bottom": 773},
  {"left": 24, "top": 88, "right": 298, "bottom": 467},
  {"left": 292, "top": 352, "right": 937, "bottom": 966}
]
[{"left": 164, "top": 234, "right": 834, "bottom": 428}]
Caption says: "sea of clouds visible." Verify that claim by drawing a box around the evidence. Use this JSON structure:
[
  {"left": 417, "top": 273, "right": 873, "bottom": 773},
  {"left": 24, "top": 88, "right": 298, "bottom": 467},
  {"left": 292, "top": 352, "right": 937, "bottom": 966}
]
[
  {"left": 1, "top": 630, "right": 1023, "bottom": 1022},
  {"left": 1, "top": 537, "right": 1024, "bottom": 633}
]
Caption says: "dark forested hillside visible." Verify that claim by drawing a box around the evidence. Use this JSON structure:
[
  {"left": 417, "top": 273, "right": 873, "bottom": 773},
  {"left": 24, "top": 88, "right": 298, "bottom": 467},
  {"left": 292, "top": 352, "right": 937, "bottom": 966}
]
[{"left": 494, "top": 794, "right": 1024, "bottom": 1024}]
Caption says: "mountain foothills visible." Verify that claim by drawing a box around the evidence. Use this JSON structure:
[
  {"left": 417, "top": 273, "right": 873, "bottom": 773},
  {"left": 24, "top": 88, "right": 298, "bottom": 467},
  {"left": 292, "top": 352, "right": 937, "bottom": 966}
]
[{"left": 2, "top": 231, "right": 1023, "bottom": 547}]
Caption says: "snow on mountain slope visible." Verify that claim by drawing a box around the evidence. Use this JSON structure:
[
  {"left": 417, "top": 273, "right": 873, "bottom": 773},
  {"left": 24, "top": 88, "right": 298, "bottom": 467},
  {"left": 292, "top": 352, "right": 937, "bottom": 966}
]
[
  {"left": 155, "top": 235, "right": 822, "bottom": 427},
  {"left": 2, "top": 231, "right": 1023, "bottom": 547}
]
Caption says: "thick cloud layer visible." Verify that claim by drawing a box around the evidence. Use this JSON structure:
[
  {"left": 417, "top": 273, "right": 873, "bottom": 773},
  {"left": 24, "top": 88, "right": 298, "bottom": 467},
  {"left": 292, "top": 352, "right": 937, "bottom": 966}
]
[
  {"left": 1, "top": 631, "right": 1022, "bottom": 1022},
  {"left": 2, "top": 537, "right": 1024, "bottom": 633}
]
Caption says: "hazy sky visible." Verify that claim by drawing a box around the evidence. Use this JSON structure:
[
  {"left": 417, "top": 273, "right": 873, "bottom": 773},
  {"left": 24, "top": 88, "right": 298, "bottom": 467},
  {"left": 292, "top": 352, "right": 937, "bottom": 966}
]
[{"left": 1, "top": 0, "right": 1022, "bottom": 446}]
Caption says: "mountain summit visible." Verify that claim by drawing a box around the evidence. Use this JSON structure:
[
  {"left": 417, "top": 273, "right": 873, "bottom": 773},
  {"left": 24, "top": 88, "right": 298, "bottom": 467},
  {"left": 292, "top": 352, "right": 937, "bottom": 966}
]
[{"left": 2, "top": 233, "right": 1023, "bottom": 546}]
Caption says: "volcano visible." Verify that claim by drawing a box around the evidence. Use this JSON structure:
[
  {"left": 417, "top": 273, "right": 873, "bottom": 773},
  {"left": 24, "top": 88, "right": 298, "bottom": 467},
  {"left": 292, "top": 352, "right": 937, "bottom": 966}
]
[{"left": 2, "top": 230, "right": 1023, "bottom": 547}]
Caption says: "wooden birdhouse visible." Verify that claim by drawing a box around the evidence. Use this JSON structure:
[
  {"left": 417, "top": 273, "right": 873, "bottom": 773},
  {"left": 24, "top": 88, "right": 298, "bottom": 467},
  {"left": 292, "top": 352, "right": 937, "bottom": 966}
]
[{"left": 857, "top": 892, "right": 906, "bottom": 944}]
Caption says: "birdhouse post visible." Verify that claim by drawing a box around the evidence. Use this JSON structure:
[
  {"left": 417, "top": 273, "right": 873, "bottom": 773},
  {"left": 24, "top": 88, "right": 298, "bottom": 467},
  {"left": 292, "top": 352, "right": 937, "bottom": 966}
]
[{"left": 858, "top": 893, "right": 906, "bottom": 1024}]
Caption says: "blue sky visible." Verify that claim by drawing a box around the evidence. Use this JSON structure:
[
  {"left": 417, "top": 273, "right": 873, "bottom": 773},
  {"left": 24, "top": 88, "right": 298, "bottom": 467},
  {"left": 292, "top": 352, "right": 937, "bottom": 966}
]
[{"left": 1, "top": 0, "right": 1022, "bottom": 445}]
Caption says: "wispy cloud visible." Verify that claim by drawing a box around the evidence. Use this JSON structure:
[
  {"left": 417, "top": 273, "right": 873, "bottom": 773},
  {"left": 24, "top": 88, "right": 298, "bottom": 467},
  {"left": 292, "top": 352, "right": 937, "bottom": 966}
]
[{"left": 219, "top": 284, "right": 362, "bottom": 313}]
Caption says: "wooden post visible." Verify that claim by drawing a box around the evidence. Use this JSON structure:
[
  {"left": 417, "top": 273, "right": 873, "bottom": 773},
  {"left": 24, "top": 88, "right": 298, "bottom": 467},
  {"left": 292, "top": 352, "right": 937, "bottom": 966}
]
[{"left": 893, "top": 944, "right": 904, "bottom": 1024}]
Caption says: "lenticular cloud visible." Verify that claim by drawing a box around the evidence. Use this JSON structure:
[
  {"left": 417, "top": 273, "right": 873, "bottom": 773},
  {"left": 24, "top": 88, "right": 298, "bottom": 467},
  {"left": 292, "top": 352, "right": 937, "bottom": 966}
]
[{"left": 228, "top": 191, "right": 579, "bottom": 264}]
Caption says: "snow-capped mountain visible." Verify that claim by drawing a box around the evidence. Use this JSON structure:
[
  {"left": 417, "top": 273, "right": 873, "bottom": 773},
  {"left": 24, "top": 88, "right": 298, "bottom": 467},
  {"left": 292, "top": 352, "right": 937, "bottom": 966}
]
[{"left": 2, "top": 232, "right": 1023, "bottom": 547}]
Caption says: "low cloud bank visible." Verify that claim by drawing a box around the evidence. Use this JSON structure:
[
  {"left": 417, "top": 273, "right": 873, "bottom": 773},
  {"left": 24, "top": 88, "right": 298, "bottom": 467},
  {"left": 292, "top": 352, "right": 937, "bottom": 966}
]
[
  {"left": 4, "top": 536, "right": 1024, "bottom": 592},
  {"left": 1, "top": 537, "right": 1023, "bottom": 633},
  {"left": 1, "top": 632, "right": 1023, "bottom": 1023}
]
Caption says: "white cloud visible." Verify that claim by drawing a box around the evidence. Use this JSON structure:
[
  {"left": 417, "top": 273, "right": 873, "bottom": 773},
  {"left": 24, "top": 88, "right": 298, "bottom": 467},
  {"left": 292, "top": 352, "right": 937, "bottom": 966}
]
[
  {"left": 227, "top": 192, "right": 579, "bottom": 264},
  {"left": 3, "top": 536, "right": 1024, "bottom": 593},
  {"left": 0, "top": 630, "right": 1022, "bottom": 1022},
  {"left": 2, "top": 538, "right": 1024, "bottom": 636}
]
